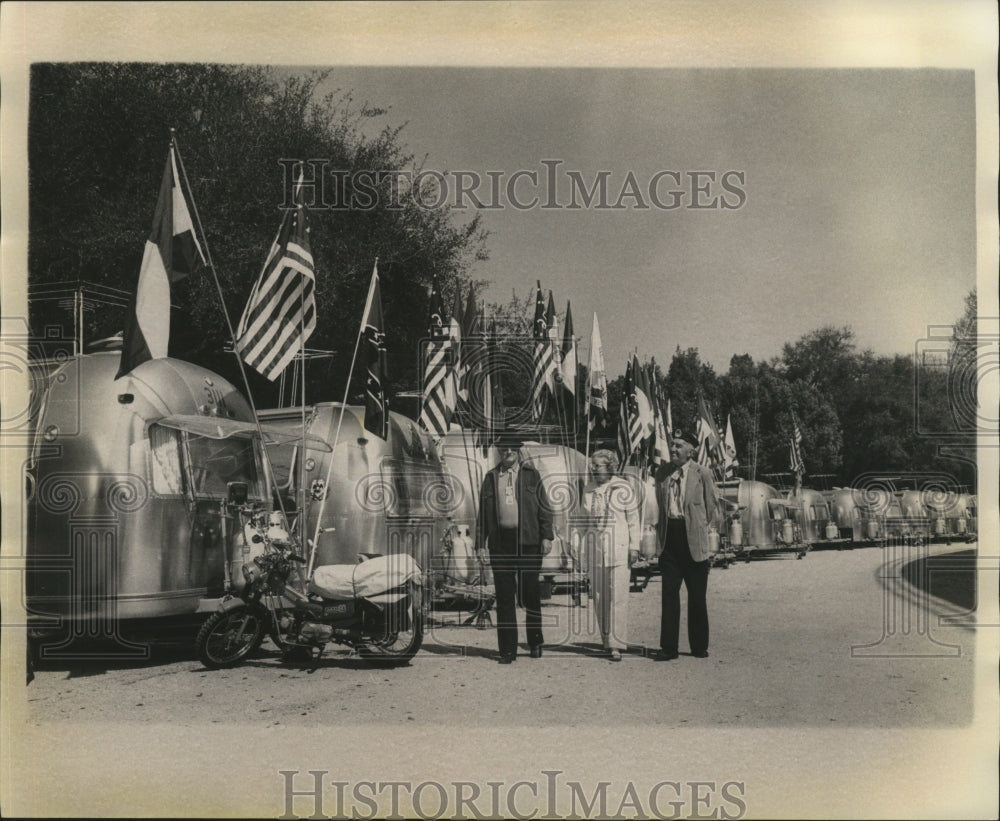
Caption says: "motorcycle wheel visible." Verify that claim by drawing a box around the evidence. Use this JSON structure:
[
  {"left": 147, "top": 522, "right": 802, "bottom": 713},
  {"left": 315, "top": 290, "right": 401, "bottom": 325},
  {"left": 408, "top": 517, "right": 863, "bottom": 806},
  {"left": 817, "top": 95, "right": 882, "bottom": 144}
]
[
  {"left": 197, "top": 606, "right": 266, "bottom": 669},
  {"left": 358, "top": 583, "right": 424, "bottom": 667}
]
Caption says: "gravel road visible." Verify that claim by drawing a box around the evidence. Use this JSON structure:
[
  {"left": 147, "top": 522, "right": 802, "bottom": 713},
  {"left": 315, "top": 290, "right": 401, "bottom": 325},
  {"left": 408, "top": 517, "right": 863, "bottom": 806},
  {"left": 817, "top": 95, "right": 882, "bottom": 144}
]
[{"left": 7, "top": 540, "right": 995, "bottom": 819}]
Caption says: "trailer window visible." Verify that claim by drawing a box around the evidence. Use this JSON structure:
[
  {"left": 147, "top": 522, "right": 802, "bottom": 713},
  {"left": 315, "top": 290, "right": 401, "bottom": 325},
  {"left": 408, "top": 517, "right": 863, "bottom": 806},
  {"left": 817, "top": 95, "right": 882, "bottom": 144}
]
[
  {"left": 185, "top": 434, "right": 262, "bottom": 498},
  {"left": 150, "top": 425, "right": 184, "bottom": 495}
]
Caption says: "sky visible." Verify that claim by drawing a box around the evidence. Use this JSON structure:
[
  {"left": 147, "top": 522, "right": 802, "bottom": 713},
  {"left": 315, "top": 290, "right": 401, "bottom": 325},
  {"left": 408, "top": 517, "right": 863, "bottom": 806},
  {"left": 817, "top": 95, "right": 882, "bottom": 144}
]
[{"left": 294, "top": 66, "right": 976, "bottom": 373}]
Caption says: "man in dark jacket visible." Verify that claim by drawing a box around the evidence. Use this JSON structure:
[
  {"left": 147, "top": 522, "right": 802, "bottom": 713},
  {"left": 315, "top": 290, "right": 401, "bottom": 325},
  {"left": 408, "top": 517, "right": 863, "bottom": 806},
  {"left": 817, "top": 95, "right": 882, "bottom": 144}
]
[{"left": 479, "top": 434, "right": 554, "bottom": 663}]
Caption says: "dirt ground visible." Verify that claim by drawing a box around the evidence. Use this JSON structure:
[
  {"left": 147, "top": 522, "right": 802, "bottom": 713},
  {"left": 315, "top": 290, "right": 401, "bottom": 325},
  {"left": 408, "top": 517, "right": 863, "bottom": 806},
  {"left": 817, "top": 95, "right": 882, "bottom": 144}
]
[{"left": 6, "top": 540, "right": 997, "bottom": 819}]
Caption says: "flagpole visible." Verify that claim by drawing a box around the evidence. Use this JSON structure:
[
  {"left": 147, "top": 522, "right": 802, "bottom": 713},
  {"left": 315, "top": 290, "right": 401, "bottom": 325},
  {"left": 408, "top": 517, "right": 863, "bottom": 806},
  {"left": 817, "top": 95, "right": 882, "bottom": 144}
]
[
  {"left": 307, "top": 258, "right": 378, "bottom": 577},
  {"left": 170, "top": 130, "right": 288, "bottom": 520},
  {"left": 299, "top": 284, "right": 307, "bottom": 547}
]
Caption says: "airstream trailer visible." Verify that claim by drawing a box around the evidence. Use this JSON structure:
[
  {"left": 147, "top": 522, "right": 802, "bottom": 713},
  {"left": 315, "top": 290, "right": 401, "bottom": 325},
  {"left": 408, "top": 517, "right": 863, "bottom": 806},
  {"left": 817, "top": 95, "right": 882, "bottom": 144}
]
[
  {"left": 764, "top": 498, "right": 810, "bottom": 559},
  {"left": 896, "top": 489, "right": 933, "bottom": 545},
  {"left": 924, "top": 491, "right": 976, "bottom": 543},
  {"left": 787, "top": 488, "right": 833, "bottom": 546},
  {"left": 824, "top": 488, "right": 864, "bottom": 544},
  {"left": 258, "top": 404, "right": 474, "bottom": 577},
  {"left": 26, "top": 353, "right": 276, "bottom": 647},
  {"left": 717, "top": 479, "right": 784, "bottom": 560},
  {"left": 853, "top": 486, "right": 896, "bottom": 544}
]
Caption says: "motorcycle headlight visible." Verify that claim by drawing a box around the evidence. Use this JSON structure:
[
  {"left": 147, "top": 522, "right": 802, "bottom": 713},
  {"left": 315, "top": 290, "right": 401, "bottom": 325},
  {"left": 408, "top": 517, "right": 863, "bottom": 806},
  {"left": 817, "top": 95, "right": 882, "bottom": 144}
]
[{"left": 242, "top": 563, "right": 260, "bottom": 584}]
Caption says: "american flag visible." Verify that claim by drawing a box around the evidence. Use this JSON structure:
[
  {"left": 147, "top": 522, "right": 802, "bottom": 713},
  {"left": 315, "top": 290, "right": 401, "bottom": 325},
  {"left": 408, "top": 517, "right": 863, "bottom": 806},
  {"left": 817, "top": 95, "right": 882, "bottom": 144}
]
[
  {"left": 530, "top": 282, "right": 556, "bottom": 421},
  {"left": 696, "top": 393, "right": 722, "bottom": 471},
  {"left": 361, "top": 262, "right": 389, "bottom": 440},
  {"left": 789, "top": 412, "right": 805, "bottom": 478},
  {"left": 418, "top": 277, "right": 452, "bottom": 437},
  {"left": 617, "top": 357, "right": 644, "bottom": 470},
  {"left": 236, "top": 176, "right": 316, "bottom": 381}
]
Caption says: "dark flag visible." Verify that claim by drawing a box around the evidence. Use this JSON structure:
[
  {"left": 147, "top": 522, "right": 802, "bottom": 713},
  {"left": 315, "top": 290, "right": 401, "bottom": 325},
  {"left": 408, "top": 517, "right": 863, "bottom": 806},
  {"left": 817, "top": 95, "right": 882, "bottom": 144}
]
[
  {"left": 530, "top": 281, "right": 552, "bottom": 421},
  {"left": 361, "top": 263, "right": 389, "bottom": 440},
  {"left": 236, "top": 174, "right": 317, "bottom": 381},
  {"left": 418, "top": 277, "right": 452, "bottom": 437},
  {"left": 117, "top": 142, "right": 205, "bottom": 379},
  {"left": 789, "top": 411, "right": 805, "bottom": 479},
  {"left": 556, "top": 300, "right": 577, "bottom": 426},
  {"left": 617, "top": 358, "right": 637, "bottom": 470}
]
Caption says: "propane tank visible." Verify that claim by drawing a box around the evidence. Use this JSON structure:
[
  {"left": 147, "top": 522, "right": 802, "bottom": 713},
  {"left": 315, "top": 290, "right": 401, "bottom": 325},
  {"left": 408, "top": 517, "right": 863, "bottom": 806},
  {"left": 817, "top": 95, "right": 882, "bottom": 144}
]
[
  {"left": 934, "top": 517, "right": 945, "bottom": 535},
  {"left": 866, "top": 520, "right": 880, "bottom": 540},
  {"left": 640, "top": 525, "right": 659, "bottom": 560},
  {"left": 825, "top": 521, "right": 839, "bottom": 541},
  {"left": 230, "top": 517, "right": 268, "bottom": 591},
  {"left": 781, "top": 518, "right": 794, "bottom": 544},
  {"left": 956, "top": 517, "right": 967, "bottom": 534},
  {"left": 729, "top": 519, "right": 744, "bottom": 549},
  {"left": 447, "top": 524, "right": 476, "bottom": 584},
  {"left": 708, "top": 528, "right": 721, "bottom": 555}
]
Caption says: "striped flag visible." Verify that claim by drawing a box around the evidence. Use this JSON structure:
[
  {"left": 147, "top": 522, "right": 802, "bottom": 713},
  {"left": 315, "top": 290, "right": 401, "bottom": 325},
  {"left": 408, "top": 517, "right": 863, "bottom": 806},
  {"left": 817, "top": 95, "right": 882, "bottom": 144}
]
[
  {"left": 617, "top": 358, "right": 645, "bottom": 470},
  {"left": 530, "top": 282, "right": 556, "bottom": 421},
  {"left": 236, "top": 175, "right": 316, "bottom": 381},
  {"left": 789, "top": 411, "right": 805, "bottom": 478},
  {"left": 556, "top": 300, "right": 577, "bottom": 426},
  {"left": 585, "top": 313, "right": 607, "bottom": 431},
  {"left": 117, "top": 142, "right": 205, "bottom": 379},
  {"left": 361, "top": 263, "right": 389, "bottom": 439},
  {"left": 696, "top": 393, "right": 722, "bottom": 470},
  {"left": 418, "top": 277, "right": 452, "bottom": 437}
]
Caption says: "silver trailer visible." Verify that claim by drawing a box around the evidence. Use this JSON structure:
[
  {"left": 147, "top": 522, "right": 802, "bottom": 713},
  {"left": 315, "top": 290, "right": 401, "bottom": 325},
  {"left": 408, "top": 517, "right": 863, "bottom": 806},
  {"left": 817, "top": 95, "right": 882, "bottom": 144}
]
[
  {"left": 258, "top": 405, "right": 474, "bottom": 575},
  {"left": 717, "top": 478, "right": 786, "bottom": 560},
  {"left": 26, "top": 353, "right": 272, "bottom": 640},
  {"left": 823, "top": 488, "right": 864, "bottom": 543},
  {"left": 923, "top": 491, "right": 976, "bottom": 543},
  {"left": 788, "top": 488, "right": 834, "bottom": 545}
]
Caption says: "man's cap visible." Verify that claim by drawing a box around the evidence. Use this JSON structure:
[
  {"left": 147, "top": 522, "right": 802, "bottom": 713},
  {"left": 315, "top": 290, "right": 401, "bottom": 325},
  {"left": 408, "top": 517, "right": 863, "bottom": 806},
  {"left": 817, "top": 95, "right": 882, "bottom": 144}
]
[
  {"left": 672, "top": 428, "right": 698, "bottom": 448},
  {"left": 495, "top": 430, "right": 526, "bottom": 449}
]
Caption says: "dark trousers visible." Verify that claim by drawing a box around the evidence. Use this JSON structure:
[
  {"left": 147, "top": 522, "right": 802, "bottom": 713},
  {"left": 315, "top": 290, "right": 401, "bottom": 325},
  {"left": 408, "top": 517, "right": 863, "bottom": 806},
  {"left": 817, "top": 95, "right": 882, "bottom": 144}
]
[
  {"left": 491, "top": 529, "right": 543, "bottom": 655},
  {"left": 659, "top": 518, "right": 710, "bottom": 655}
]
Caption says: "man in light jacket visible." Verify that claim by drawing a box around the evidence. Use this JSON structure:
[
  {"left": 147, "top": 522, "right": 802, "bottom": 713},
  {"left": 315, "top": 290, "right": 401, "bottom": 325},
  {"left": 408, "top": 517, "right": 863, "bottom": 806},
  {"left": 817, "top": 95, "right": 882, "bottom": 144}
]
[{"left": 654, "top": 429, "right": 719, "bottom": 660}]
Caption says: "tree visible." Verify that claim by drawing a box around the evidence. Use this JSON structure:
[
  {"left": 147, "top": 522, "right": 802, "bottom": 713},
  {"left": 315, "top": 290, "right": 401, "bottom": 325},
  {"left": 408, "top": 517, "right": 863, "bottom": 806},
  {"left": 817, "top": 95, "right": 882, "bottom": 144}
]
[{"left": 28, "top": 63, "right": 489, "bottom": 408}]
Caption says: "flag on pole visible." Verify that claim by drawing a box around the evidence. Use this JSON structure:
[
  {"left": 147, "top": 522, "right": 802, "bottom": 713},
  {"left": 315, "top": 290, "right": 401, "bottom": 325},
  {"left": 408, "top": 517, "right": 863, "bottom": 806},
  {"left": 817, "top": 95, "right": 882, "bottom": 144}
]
[
  {"left": 664, "top": 396, "right": 674, "bottom": 439},
  {"left": 696, "top": 393, "right": 722, "bottom": 470},
  {"left": 631, "top": 354, "right": 654, "bottom": 475},
  {"left": 117, "top": 142, "right": 205, "bottom": 379},
  {"left": 445, "top": 290, "right": 463, "bottom": 426},
  {"left": 361, "top": 262, "right": 389, "bottom": 439},
  {"left": 723, "top": 414, "right": 739, "bottom": 478},
  {"left": 458, "top": 284, "right": 482, "bottom": 420},
  {"left": 418, "top": 277, "right": 452, "bottom": 437},
  {"left": 617, "top": 358, "right": 634, "bottom": 469},
  {"left": 556, "top": 300, "right": 577, "bottom": 425},
  {"left": 585, "top": 313, "right": 607, "bottom": 431},
  {"left": 651, "top": 363, "right": 670, "bottom": 468},
  {"left": 479, "top": 304, "right": 496, "bottom": 446},
  {"left": 789, "top": 411, "right": 805, "bottom": 479},
  {"left": 530, "top": 282, "right": 556, "bottom": 421},
  {"left": 236, "top": 174, "right": 317, "bottom": 381}
]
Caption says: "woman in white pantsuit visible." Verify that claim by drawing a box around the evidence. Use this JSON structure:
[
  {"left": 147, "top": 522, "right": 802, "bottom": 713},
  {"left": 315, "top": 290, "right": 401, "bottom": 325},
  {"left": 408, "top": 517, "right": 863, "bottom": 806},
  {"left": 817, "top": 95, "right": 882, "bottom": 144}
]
[{"left": 581, "top": 449, "right": 640, "bottom": 661}]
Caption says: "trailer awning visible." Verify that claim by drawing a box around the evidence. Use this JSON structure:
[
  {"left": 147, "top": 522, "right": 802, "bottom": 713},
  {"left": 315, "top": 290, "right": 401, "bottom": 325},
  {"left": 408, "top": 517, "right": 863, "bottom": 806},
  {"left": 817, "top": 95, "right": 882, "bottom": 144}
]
[{"left": 155, "top": 414, "right": 332, "bottom": 451}]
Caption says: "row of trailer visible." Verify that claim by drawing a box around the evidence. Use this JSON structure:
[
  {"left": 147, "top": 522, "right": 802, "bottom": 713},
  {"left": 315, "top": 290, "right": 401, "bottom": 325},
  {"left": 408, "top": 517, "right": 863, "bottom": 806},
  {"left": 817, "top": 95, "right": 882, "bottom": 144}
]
[
  {"left": 22, "top": 354, "right": 977, "bottom": 649},
  {"left": 712, "top": 480, "right": 977, "bottom": 566}
]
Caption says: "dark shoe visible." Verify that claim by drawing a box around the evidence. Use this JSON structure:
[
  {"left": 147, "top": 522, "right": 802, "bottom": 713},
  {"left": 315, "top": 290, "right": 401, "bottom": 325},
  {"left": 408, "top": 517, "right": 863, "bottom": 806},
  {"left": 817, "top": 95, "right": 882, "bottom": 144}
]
[
  {"left": 529, "top": 645, "right": 543, "bottom": 659},
  {"left": 654, "top": 650, "right": 679, "bottom": 661},
  {"left": 498, "top": 653, "right": 517, "bottom": 664},
  {"left": 692, "top": 651, "right": 709, "bottom": 658}
]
